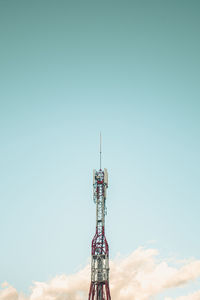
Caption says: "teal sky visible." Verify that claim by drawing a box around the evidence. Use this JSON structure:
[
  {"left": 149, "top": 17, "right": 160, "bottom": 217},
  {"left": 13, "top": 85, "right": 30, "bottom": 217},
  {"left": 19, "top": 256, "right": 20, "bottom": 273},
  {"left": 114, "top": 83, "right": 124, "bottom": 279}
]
[{"left": 0, "top": 0, "right": 200, "bottom": 297}]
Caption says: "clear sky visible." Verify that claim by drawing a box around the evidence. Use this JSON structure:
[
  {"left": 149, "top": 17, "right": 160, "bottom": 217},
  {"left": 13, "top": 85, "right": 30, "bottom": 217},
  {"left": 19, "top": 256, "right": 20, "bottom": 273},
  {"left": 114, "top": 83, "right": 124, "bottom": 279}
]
[{"left": 0, "top": 0, "right": 200, "bottom": 298}]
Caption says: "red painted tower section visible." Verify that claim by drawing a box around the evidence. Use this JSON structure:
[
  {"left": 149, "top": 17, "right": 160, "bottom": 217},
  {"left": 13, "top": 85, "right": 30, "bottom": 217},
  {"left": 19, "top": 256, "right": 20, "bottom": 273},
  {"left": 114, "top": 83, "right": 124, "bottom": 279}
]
[{"left": 88, "top": 164, "right": 111, "bottom": 300}]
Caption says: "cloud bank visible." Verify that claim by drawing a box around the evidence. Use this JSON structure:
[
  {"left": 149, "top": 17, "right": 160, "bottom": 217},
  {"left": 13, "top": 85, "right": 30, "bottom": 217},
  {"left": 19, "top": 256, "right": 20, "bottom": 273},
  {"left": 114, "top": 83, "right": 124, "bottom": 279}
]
[{"left": 1, "top": 248, "right": 200, "bottom": 300}]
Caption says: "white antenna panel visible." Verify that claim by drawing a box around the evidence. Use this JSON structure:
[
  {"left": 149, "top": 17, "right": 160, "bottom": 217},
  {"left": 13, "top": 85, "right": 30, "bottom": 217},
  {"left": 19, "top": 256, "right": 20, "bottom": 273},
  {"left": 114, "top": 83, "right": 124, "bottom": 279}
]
[
  {"left": 104, "top": 168, "right": 108, "bottom": 186},
  {"left": 93, "top": 169, "right": 96, "bottom": 185}
]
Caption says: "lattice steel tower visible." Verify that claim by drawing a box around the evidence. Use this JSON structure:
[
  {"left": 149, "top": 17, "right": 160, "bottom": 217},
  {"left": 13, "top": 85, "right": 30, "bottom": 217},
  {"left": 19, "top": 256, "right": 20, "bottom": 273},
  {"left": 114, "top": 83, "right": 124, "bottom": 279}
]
[{"left": 88, "top": 135, "right": 111, "bottom": 300}]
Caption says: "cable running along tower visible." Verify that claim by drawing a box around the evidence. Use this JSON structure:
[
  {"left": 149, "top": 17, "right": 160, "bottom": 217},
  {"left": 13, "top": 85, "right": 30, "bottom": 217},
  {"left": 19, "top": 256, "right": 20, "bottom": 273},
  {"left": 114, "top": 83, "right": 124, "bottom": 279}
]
[{"left": 88, "top": 135, "right": 111, "bottom": 300}]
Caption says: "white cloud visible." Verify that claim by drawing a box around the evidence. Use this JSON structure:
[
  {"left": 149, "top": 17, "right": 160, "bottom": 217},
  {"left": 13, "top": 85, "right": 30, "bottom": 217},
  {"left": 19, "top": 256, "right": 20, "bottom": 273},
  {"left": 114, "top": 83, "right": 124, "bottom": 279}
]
[
  {"left": 1, "top": 248, "right": 200, "bottom": 300},
  {"left": 0, "top": 282, "right": 19, "bottom": 300}
]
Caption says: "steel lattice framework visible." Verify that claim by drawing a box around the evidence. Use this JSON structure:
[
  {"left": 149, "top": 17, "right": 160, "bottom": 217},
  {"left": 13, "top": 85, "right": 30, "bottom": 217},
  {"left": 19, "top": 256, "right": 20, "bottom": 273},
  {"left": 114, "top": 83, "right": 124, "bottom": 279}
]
[{"left": 88, "top": 168, "right": 111, "bottom": 300}]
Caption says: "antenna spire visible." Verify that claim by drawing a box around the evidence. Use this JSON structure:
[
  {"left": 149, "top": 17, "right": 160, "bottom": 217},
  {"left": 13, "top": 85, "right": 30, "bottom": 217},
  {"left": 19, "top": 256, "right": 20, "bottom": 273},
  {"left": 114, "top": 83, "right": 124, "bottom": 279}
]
[{"left": 100, "top": 132, "right": 102, "bottom": 170}]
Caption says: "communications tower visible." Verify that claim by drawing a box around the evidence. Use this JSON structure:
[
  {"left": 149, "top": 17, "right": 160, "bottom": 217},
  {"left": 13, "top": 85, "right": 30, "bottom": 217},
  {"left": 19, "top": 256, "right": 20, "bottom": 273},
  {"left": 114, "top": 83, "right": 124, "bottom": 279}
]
[{"left": 88, "top": 136, "right": 111, "bottom": 300}]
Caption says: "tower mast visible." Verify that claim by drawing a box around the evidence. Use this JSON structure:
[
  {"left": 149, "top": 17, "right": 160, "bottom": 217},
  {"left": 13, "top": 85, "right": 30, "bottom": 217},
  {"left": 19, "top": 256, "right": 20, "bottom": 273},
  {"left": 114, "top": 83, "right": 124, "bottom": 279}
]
[{"left": 88, "top": 136, "right": 111, "bottom": 300}]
